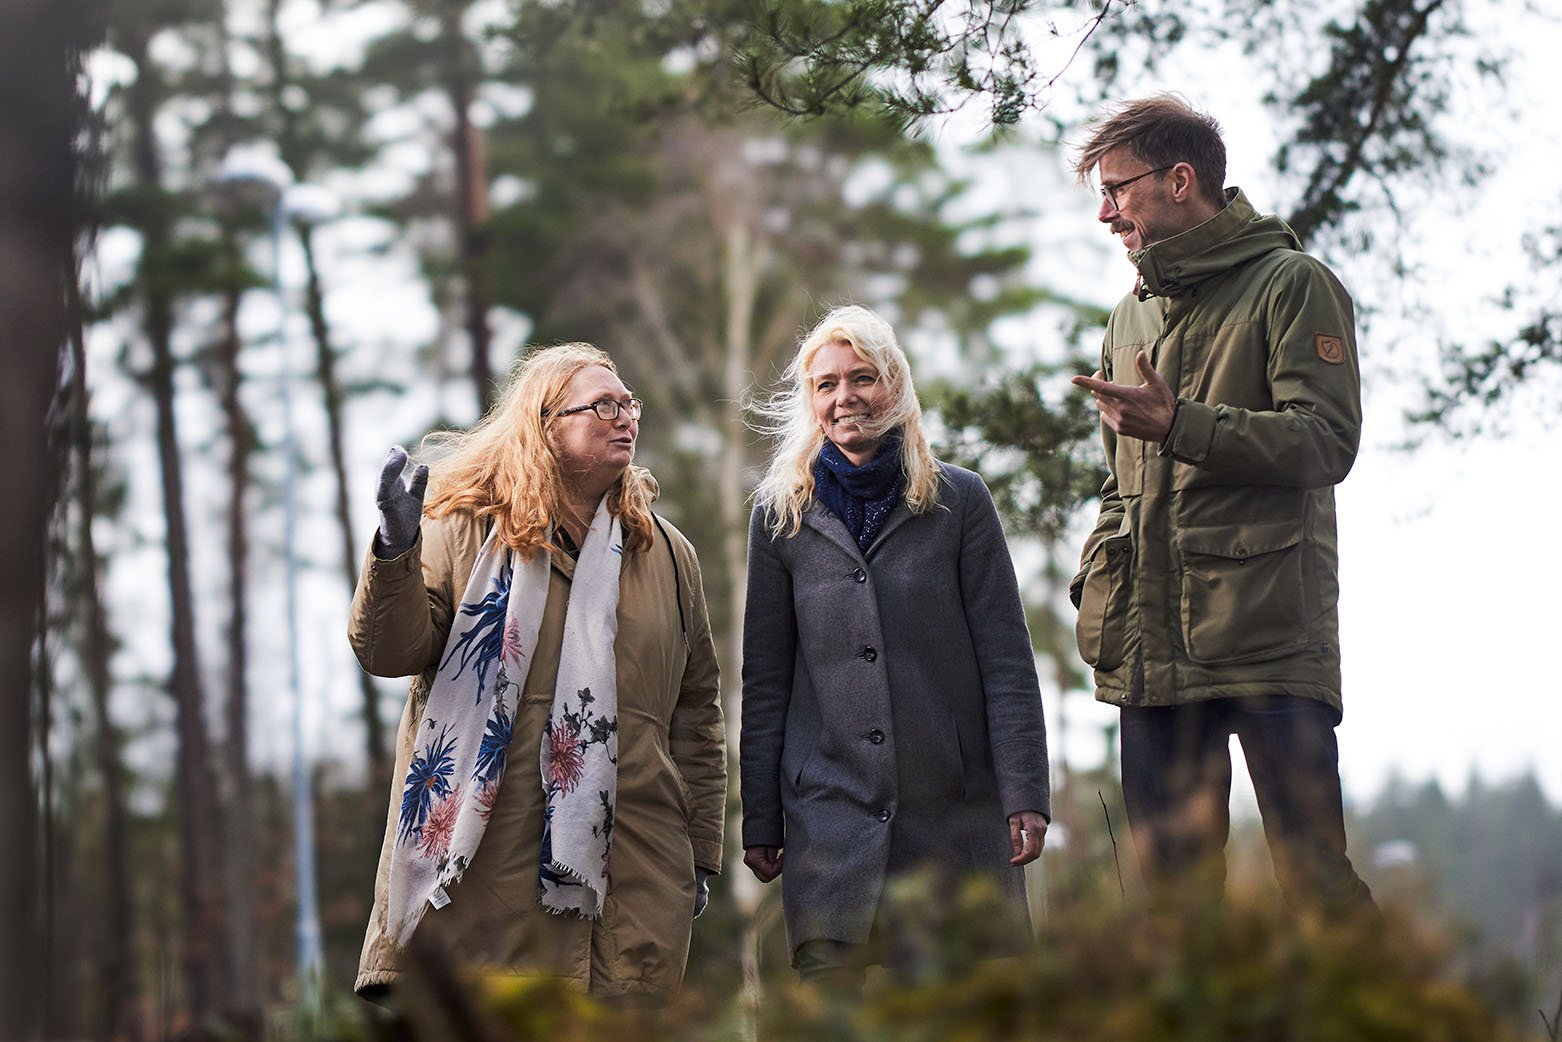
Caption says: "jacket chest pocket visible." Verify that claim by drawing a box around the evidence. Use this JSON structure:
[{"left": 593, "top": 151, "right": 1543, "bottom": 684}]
[
  {"left": 1176, "top": 520, "right": 1308, "bottom": 664},
  {"left": 1075, "top": 534, "right": 1134, "bottom": 671},
  {"left": 1114, "top": 439, "right": 1145, "bottom": 497}
]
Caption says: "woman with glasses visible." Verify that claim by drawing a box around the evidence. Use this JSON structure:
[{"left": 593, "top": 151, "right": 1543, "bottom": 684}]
[
  {"left": 740, "top": 306, "right": 1050, "bottom": 991},
  {"left": 349, "top": 343, "right": 725, "bottom": 1002}
]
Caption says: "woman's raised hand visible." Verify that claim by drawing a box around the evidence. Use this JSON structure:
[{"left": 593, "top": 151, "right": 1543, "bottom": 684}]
[{"left": 373, "top": 446, "right": 428, "bottom": 559}]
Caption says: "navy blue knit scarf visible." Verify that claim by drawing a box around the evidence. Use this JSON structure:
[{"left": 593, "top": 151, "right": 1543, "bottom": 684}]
[{"left": 813, "top": 432, "right": 905, "bottom": 551}]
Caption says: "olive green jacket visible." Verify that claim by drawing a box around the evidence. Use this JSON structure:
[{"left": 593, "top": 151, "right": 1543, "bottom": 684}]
[{"left": 1070, "top": 189, "right": 1361, "bottom": 712}]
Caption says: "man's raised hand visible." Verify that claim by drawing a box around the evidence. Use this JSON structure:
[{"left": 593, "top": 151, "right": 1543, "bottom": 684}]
[{"left": 1071, "top": 350, "right": 1177, "bottom": 443}]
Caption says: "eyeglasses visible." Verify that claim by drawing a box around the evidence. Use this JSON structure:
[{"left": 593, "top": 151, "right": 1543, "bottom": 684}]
[
  {"left": 553, "top": 397, "right": 643, "bottom": 421},
  {"left": 1100, "top": 165, "right": 1174, "bottom": 209}
]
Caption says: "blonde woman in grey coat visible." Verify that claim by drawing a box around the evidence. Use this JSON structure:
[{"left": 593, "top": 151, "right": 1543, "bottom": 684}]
[{"left": 740, "top": 305, "right": 1050, "bottom": 991}]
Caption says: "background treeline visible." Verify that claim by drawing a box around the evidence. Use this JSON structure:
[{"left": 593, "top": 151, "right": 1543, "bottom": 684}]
[{"left": 9, "top": 0, "right": 1562, "bottom": 1039}]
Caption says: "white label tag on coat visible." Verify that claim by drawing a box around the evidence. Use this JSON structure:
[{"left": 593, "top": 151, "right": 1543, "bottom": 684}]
[{"left": 429, "top": 886, "right": 450, "bottom": 910}]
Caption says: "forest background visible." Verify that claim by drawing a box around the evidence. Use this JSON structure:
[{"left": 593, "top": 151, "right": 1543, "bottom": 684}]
[{"left": 4, "top": 0, "right": 1562, "bottom": 1039}]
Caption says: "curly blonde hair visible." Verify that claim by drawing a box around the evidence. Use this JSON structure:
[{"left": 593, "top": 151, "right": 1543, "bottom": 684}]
[
  {"left": 749, "top": 305, "right": 941, "bottom": 539},
  {"left": 420, "top": 343, "right": 656, "bottom": 558}
]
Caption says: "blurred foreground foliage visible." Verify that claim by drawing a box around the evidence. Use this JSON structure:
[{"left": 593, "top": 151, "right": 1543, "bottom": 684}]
[{"left": 285, "top": 876, "right": 1544, "bottom": 1042}]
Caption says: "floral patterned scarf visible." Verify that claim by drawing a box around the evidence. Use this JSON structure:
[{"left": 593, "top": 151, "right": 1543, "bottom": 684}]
[{"left": 386, "top": 498, "right": 622, "bottom": 947}]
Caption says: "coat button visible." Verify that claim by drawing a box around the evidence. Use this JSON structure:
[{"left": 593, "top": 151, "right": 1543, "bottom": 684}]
[
  {"left": 861, "top": 646, "right": 877, "bottom": 662},
  {"left": 1235, "top": 547, "right": 1248, "bottom": 559},
  {"left": 867, "top": 729, "right": 884, "bottom": 744},
  {"left": 851, "top": 568, "right": 866, "bottom": 583},
  {"left": 877, "top": 809, "right": 891, "bottom": 822}
]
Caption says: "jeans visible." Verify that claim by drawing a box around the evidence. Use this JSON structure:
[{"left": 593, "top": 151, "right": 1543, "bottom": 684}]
[{"left": 1119, "top": 695, "right": 1375, "bottom": 916}]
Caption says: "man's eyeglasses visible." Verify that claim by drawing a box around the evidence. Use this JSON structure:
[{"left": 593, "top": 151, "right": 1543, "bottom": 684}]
[
  {"left": 1100, "top": 165, "right": 1174, "bottom": 209},
  {"left": 553, "top": 397, "right": 643, "bottom": 421}
]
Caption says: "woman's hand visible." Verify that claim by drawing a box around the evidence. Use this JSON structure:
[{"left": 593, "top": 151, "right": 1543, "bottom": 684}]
[
  {"left": 743, "top": 845, "right": 783, "bottom": 883},
  {"left": 1007, "top": 810, "right": 1048, "bottom": 866},
  {"left": 374, "top": 446, "right": 428, "bottom": 559},
  {"left": 693, "top": 867, "right": 712, "bottom": 918}
]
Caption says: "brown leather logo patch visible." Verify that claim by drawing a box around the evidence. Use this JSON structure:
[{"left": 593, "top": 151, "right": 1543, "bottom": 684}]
[{"left": 1315, "top": 334, "right": 1345, "bottom": 364}]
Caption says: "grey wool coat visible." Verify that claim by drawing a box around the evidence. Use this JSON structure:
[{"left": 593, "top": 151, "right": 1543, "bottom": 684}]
[{"left": 740, "top": 461, "right": 1049, "bottom": 959}]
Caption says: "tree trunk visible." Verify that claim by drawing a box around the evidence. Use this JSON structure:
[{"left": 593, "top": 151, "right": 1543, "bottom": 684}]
[
  {"left": 299, "top": 225, "right": 390, "bottom": 784},
  {"left": 209, "top": 1, "right": 261, "bottom": 1020},
  {"left": 68, "top": 294, "right": 139, "bottom": 1040},
  {"left": 123, "top": 28, "right": 227, "bottom": 1026},
  {"left": 36, "top": 605, "right": 58, "bottom": 1039},
  {"left": 0, "top": 1, "right": 82, "bottom": 1036},
  {"left": 264, "top": 0, "right": 389, "bottom": 788},
  {"left": 440, "top": 2, "right": 494, "bottom": 414},
  {"left": 216, "top": 276, "right": 261, "bottom": 1023},
  {"left": 715, "top": 209, "right": 767, "bottom": 1040},
  {"left": 718, "top": 219, "right": 762, "bottom": 753}
]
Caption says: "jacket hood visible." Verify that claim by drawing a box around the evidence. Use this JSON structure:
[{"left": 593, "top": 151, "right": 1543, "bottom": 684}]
[{"left": 1132, "top": 188, "right": 1301, "bottom": 299}]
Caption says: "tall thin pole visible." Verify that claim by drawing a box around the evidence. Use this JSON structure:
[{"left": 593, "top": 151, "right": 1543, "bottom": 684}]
[{"left": 274, "top": 194, "right": 324, "bottom": 1006}]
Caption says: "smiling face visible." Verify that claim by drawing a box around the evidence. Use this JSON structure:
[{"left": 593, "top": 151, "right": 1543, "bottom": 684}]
[
  {"left": 1096, "top": 147, "right": 1184, "bottom": 255},
  {"left": 550, "top": 364, "right": 638, "bottom": 494},
  {"left": 809, "top": 339, "right": 889, "bottom": 465},
  {"left": 1094, "top": 145, "right": 1223, "bottom": 258}
]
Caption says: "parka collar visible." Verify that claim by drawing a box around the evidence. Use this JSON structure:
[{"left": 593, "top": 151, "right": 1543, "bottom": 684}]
[{"left": 1131, "top": 188, "right": 1302, "bottom": 299}]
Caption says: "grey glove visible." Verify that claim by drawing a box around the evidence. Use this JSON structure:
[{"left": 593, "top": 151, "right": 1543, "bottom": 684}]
[
  {"left": 693, "top": 867, "right": 712, "bottom": 919},
  {"left": 374, "top": 446, "right": 428, "bottom": 559}
]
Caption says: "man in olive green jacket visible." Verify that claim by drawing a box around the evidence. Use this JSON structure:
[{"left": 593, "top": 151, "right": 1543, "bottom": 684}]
[{"left": 1069, "top": 95, "right": 1374, "bottom": 915}]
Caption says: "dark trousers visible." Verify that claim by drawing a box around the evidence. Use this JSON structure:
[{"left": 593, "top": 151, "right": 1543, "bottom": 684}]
[
  {"left": 1119, "top": 695, "right": 1375, "bottom": 916},
  {"left": 795, "top": 938, "right": 868, "bottom": 994}
]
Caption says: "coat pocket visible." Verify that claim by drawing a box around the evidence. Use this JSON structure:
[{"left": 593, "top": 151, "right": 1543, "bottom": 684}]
[
  {"left": 950, "top": 716, "right": 996, "bottom": 802},
  {"left": 1075, "top": 534, "right": 1134, "bottom": 671},
  {"left": 1176, "top": 520, "right": 1307, "bottom": 664},
  {"left": 646, "top": 732, "right": 694, "bottom": 823},
  {"left": 785, "top": 736, "right": 820, "bottom": 794}
]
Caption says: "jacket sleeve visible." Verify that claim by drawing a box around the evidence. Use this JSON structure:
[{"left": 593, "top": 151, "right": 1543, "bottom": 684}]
[
  {"left": 666, "top": 536, "right": 728, "bottom": 874},
  {"left": 1072, "top": 338, "right": 1127, "bottom": 608},
  {"left": 1158, "top": 256, "right": 1362, "bottom": 487},
  {"left": 955, "top": 471, "right": 1051, "bottom": 821},
  {"left": 347, "top": 523, "right": 455, "bottom": 680},
  {"left": 739, "top": 503, "right": 796, "bottom": 849}
]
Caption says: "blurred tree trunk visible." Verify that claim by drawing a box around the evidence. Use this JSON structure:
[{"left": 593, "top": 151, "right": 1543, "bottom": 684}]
[
  {"left": 216, "top": 275, "right": 262, "bottom": 1021},
  {"left": 439, "top": 0, "right": 494, "bottom": 414},
  {"left": 299, "top": 224, "right": 390, "bottom": 784},
  {"left": 357, "top": 0, "right": 497, "bottom": 416},
  {"left": 210, "top": 5, "right": 261, "bottom": 1018},
  {"left": 263, "top": 0, "right": 390, "bottom": 782},
  {"left": 68, "top": 303, "right": 138, "bottom": 1041},
  {"left": 716, "top": 219, "right": 765, "bottom": 746},
  {"left": 0, "top": 0, "right": 92, "bottom": 1035},
  {"left": 121, "top": 24, "right": 228, "bottom": 1026},
  {"left": 36, "top": 599, "right": 58, "bottom": 1038}
]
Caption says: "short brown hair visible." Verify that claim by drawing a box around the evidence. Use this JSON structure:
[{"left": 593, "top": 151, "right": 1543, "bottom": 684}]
[{"left": 1072, "top": 94, "right": 1227, "bottom": 206}]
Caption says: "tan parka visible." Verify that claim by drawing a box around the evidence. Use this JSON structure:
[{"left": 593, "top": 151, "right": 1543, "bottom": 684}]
[
  {"left": 349, "top": 504, "right": 725, "bottom": 998},
  {"left": 1071, "top": 190, "right": 1362, "bottom": 713}
]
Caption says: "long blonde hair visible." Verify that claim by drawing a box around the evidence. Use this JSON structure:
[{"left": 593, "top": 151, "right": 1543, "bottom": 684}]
[
  {"left": 421, "top": 343, "right": 656, "bottom": 558},
  {"left": 749, "top": 305, "right": 941, "bottom": 539}
]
